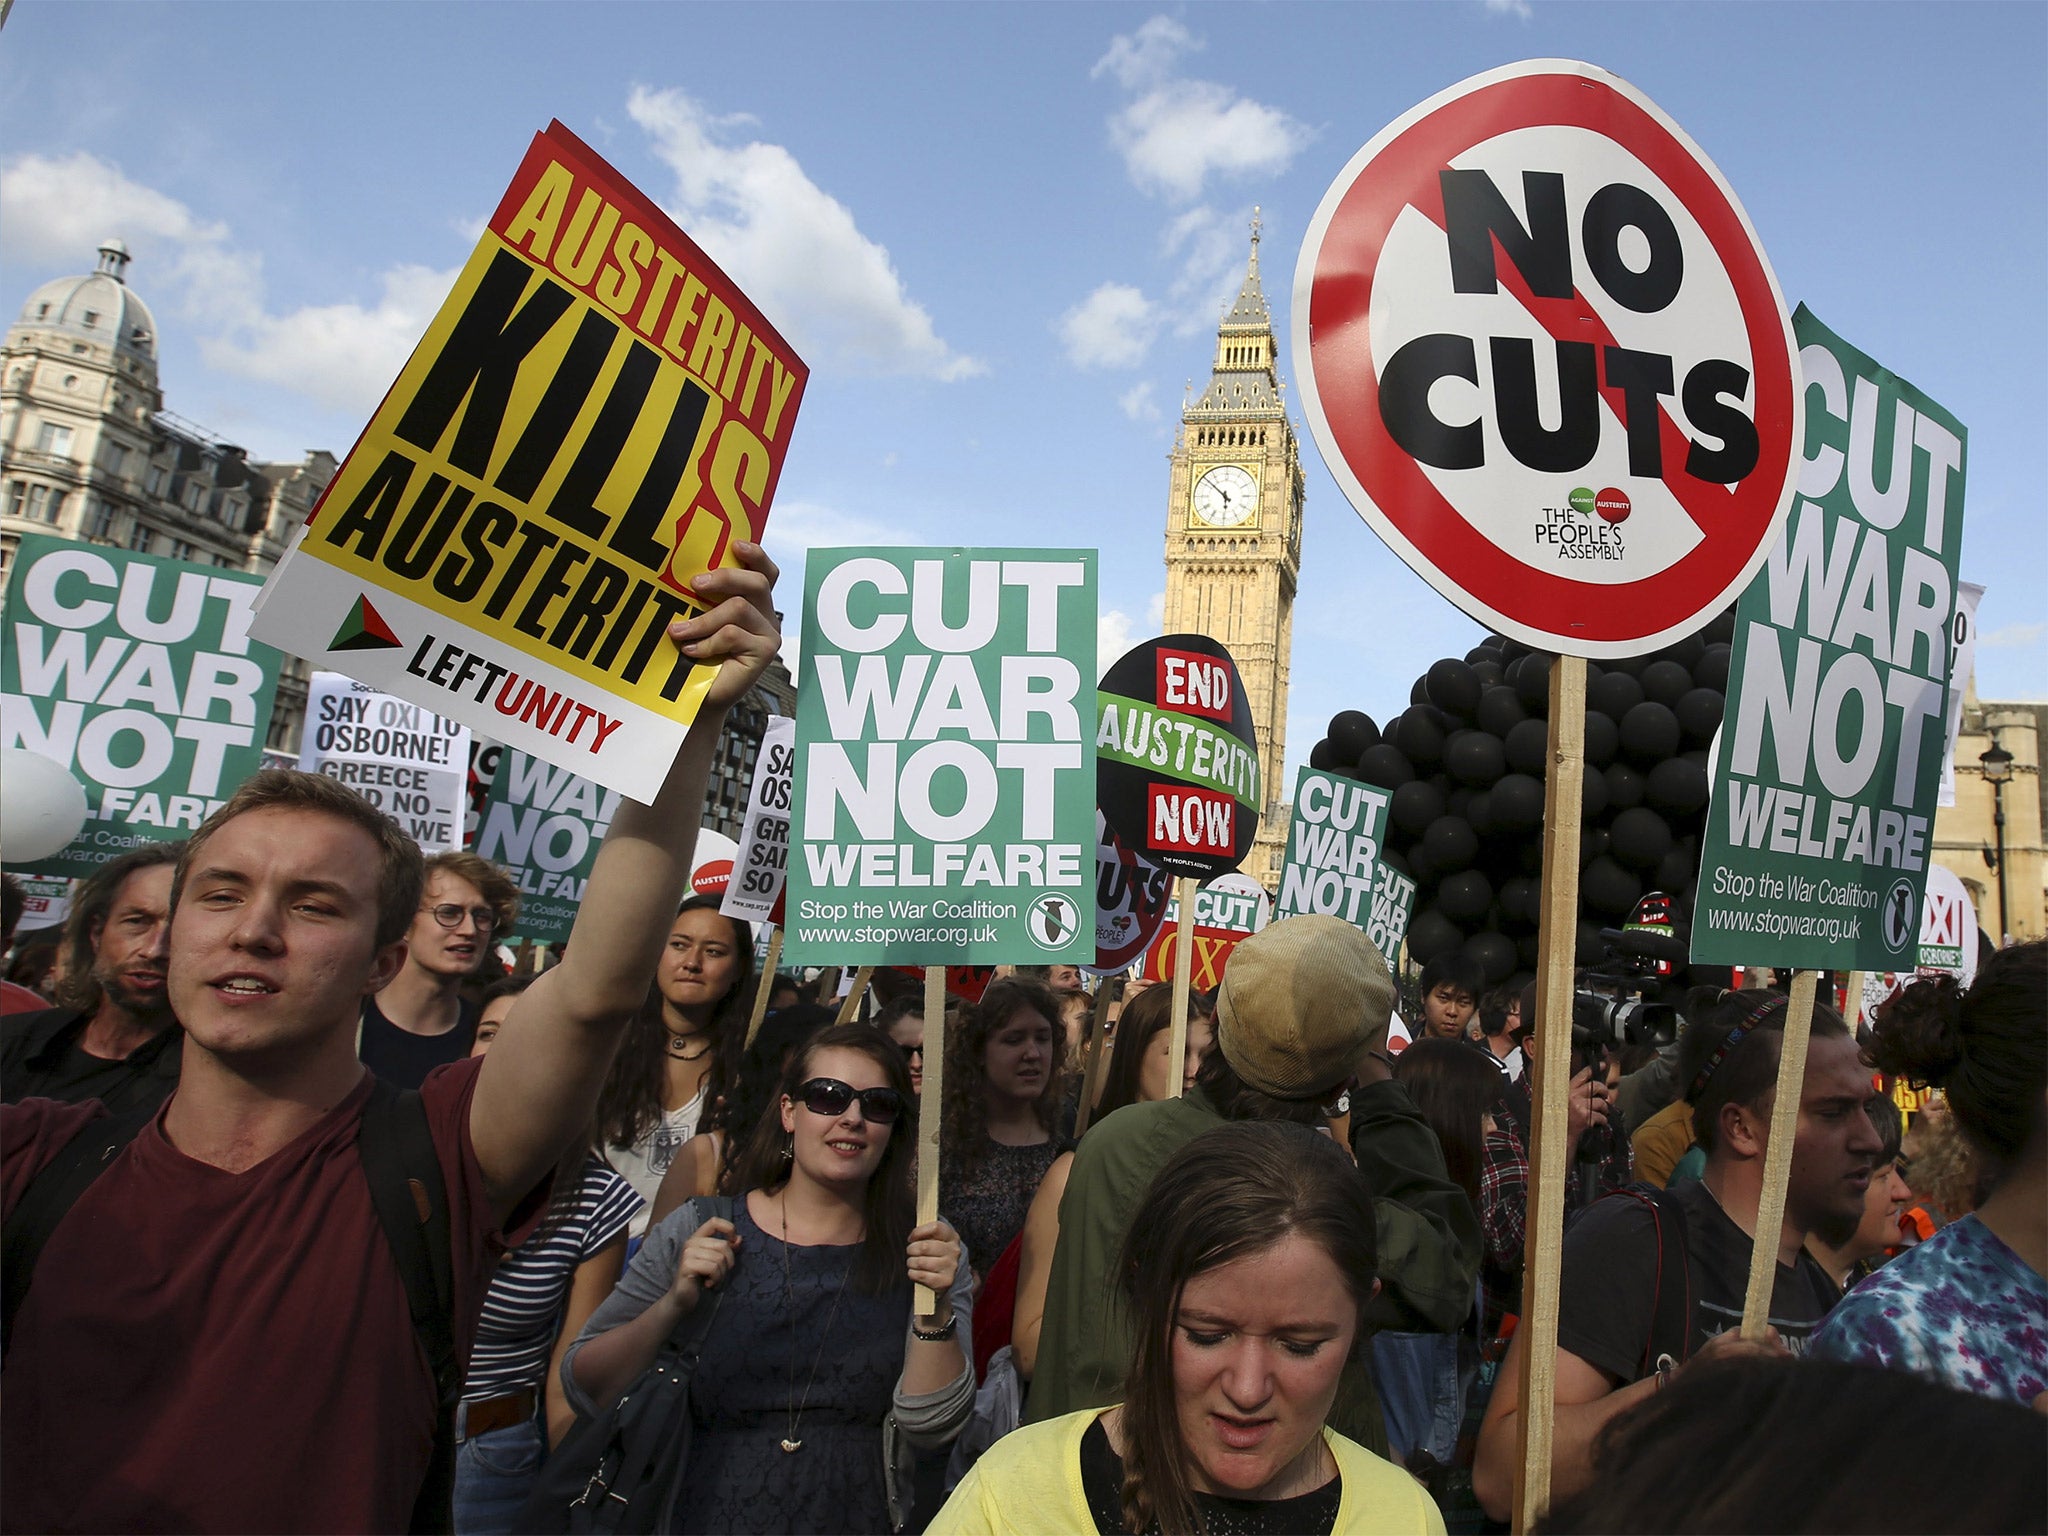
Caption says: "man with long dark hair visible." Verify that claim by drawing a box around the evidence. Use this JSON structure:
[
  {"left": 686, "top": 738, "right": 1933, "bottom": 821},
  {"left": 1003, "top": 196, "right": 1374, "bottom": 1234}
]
[{"left": 1, "top": 843, "right": 183, "bottom": 1112}]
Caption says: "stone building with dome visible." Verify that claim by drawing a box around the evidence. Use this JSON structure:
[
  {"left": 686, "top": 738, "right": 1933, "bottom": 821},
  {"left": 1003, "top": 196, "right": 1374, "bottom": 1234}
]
[{"left": 1, "top": 240, "right": 337, "bottom": 749}]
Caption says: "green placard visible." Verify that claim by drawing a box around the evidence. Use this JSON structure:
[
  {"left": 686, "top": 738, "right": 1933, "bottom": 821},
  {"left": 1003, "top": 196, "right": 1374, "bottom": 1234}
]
[
  {"left": 471, "top": 749, "right": 621, "bottom": 943},
  {"left": 1273, "top": 766, "right": 1417, "bottom": 968},
  {"left": 1692, "top": 308, "right": 1967, "bottom": 970},
  {"left": 1, "top": 535, "right": 282, "bottom": 876},
  {"left": 783, "top": 547, "right": 1097, "bottom": 964}
]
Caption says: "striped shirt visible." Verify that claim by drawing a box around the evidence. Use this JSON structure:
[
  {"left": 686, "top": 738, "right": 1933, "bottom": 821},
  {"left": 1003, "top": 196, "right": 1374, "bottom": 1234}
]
[{"left": 461, "top": 1155, "right": 643, "bottom": 1402}]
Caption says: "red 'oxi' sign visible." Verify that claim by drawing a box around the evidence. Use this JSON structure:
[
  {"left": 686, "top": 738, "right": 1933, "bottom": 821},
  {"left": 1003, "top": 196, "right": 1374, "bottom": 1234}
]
[{"left": 1293, "top": 59, "right": 1802, "bottom": 658}]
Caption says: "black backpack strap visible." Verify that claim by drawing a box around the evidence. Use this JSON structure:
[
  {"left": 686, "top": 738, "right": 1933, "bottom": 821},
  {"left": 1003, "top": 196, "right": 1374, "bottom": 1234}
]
[
  {"left": 1601, "top": 1182, "right": 1694, "bottom": 1379},
  {"left": 1646, "top": 1183, "right": 1694, "bottom": 1370},
  {"left": 1, "top": 1100, "right": 159, "bottom": 1357},
  {"left": 359, "top": 1078, "right": 458, "bottom": 1536}
]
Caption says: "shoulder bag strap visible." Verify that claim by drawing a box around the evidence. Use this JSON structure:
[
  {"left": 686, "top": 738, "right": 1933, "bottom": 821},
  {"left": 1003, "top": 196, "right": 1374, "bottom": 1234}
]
[
  {"left": 1647, "top": 1182, "right": 1694, "bottom": 1367},
  {"left": 583, "top": 1195, "right": 735, "bottom": 1535},
  {"left": 1614, "top": 1183, "right": 1694, "bottom": 1376},
  {"left": 0, "top": 1099, "right": 157, "bottom": 1356},
  {"left": 359, "top": 1077, "right": 459, "bottom": 1535}
]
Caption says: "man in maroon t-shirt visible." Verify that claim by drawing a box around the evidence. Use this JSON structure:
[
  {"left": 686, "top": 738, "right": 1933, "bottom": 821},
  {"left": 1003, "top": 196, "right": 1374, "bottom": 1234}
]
[{"left": 1, "top": 545, "right": 782, "bottom": 1534}]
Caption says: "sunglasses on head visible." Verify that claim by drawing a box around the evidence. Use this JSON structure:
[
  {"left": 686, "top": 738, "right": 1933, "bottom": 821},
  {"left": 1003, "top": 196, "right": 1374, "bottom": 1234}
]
[{"left": 795, "top": 1077, "right": 906, "bottom": 1124}]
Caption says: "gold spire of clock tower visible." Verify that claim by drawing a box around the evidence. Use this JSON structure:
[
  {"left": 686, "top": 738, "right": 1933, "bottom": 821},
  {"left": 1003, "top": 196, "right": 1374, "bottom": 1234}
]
[{"left": 1162, "top": 210, "right": 1304, "bottom": 892}]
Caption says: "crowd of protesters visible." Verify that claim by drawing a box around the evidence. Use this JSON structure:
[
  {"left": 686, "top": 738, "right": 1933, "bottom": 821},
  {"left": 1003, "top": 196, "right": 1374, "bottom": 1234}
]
[{"left": 2, "top": 552, "right": 2043, "bottom": 1536}]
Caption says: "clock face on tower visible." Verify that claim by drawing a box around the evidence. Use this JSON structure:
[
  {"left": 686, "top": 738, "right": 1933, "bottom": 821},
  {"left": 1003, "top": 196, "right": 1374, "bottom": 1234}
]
[{"left": 1191, "top": 464, "right": 1259, "bottom": 529}]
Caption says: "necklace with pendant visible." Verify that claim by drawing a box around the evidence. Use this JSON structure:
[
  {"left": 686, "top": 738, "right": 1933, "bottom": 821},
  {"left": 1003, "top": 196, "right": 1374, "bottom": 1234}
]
[
  {"left": 780, "top": 1192, "right": 853, "bottom": 1453},
  {"left": 665, "top": 1031, "right": 712, "bottom": 1062}
]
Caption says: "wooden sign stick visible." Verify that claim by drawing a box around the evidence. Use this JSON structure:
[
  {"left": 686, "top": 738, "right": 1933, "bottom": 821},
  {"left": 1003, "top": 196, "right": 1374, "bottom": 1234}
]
[
  {"left": 1741, "top": 968, "right": 1818, "bottom": 1339},
  {"left": 914, "top": 961, "right": 947, "bottom": 1316},
  {"left": 1073, "top": 974, "right": 1125, "bottom": 1138},
  {"left": 743, "top": 926, "right": 784, "bottom": 1048},
  {"left": 1166, "top": 876, "right": 1198, "bottom": 1098},
  {"left": 1512, "top": 653, "right": 1588, "bottom": 1535},
  {"left": 1843, "top": 969, "right": 1865, "bottom": 1033},
  {"left": 834, "top": 965, "right": 874, "bottom": 1026}
]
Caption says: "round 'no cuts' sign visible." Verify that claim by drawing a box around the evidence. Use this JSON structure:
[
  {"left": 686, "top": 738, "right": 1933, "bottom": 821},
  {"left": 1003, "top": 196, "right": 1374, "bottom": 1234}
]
[{"left": 1293, "top": 59, "right": 1802, "bottom": 657}]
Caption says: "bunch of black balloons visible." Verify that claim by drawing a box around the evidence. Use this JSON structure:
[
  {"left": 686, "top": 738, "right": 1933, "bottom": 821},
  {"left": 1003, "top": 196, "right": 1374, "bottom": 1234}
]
[{"left": 1307, "top": 610, "right": 1736, "bottom": 990}]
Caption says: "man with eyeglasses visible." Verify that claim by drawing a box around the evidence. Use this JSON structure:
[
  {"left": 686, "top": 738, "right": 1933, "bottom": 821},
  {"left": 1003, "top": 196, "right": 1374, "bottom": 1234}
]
[{"left": 358, "top": 851, "right": 520, "bottom": 1089}]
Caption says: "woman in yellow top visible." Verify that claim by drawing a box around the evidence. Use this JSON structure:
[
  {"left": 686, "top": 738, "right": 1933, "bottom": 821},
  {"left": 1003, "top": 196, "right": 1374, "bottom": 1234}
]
[{"left": 930, "top": 1121, "right": 1445, "bottom": 1536}]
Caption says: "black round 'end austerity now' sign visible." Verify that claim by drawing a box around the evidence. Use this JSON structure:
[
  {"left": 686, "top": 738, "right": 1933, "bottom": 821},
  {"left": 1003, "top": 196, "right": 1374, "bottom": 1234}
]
[{"left": 1096, "top": 634, "right": 1262, "bottom": 882}]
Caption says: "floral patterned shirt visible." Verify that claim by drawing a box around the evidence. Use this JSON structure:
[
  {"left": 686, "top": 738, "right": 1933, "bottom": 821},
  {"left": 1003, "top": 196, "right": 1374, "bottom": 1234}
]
[{"left": 1810, "top": 1215, "right": 2048, "bottom": 1407}]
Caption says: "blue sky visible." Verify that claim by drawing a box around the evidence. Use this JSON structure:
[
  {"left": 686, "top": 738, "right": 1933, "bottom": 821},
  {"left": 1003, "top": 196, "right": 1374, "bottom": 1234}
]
[{"left": 4, "top": 1, "right": 2042, "bottom": 788}]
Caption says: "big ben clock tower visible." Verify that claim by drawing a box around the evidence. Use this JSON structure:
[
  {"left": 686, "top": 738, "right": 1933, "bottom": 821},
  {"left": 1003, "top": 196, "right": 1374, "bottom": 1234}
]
[{"left": 1162, "top": 213, "right": 1304, "bottom": 891}]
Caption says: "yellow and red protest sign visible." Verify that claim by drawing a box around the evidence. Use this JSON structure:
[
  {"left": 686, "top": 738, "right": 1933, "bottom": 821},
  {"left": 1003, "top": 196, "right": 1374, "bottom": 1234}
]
[{"left": 253, "top": 122, "right": 807, "bottom": 800}]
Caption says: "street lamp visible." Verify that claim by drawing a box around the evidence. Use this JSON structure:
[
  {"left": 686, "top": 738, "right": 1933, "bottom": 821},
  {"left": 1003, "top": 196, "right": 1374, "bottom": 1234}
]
[{"left": 1980, "top": 739, "right": 2014, "bottom": 942}]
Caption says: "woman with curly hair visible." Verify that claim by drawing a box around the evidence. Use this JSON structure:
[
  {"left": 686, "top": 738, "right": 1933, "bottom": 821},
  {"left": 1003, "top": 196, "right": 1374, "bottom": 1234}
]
[
  {"left": 592, "top": 894, "right": 755, "bottom": 1236},
  {"left": 1811, "top": 939, "right": 2046, "bottom": 1407},
  {"left": 940, "top": 975, "right": 1068, "bottom": 1283},
  {"left": 930, "top": 1122, "right": 1442, "bottom": 1535}
]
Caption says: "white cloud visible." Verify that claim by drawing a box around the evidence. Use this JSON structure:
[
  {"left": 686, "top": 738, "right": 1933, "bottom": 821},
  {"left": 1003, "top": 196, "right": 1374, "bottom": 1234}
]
[
  {"left": 1058, "top": 282, "right": 1160, "bottom": 370},
  {"left": 1161, "top": 203, "right": 1248, "bottom": 331},
  {"left": 1091, "top": 16, "right": 1198, "bottom": 91},
  {"left": 1483, "top": 0, "right": 1536, "bottom": 18},
  {"left": 200, "top": 264, "right": 457, "bottom": 412},
  {"left": 0, "top": 149, "right": 458, "bottom": 420},
  {"left": 1092, "top": 20, "right": 1310, "bottom": 205},
  {"left": 1118, "top": 381, "right": 1161, "bottom": 421},
  {"left": 1980, "top": 620, "right": 2047, "bottom": 649},
  {"left": 758, "top": 497, "right": 916, "bottom": 567},
  {"left": 1097, "top": 592, "right": 1164, "bottom": 676},
  {"left": 0, "top": 150, "right": 228, "bottom": 263},
  {"left": 1098, "top": 610, "right": 1134, "bottom": 676},
  {"left": 1108, "top": 80, "right": 1312, "bottom": 203},
  {"left": 627, "top": 85, "right": 983, "bottom": 383},
  {"left": 755, "top": 497, "right": 923, "bottom": 668},
  {"left": 1054, "top": 19, "right": 1297, "bottom": 375}
]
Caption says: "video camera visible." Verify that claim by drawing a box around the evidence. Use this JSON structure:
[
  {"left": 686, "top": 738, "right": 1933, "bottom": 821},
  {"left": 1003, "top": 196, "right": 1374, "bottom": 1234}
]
[
  {"left": 1569, "top": 891, "right": 1687, "bottom": 1055},
  {"left": 1562, "top": 893, "right": 1688, "bottom": 1197}
]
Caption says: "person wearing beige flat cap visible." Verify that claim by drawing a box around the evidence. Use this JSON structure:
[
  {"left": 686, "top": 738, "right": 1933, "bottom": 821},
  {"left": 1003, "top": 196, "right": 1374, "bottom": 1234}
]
[{"left": 1021, "top": 915, "right": 1482, "bottom": 1457}]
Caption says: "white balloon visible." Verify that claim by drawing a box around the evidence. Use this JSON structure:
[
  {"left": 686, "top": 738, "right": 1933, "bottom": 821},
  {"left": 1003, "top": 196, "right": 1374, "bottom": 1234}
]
[{"left": 1, "top": 749, "right": 91, "bottom": 865}]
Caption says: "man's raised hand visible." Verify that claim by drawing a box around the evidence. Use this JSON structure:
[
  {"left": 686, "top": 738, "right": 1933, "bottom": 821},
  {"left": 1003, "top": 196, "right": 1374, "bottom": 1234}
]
[{"left": 670, "top": 542, "right": 782, "bottom": 713}]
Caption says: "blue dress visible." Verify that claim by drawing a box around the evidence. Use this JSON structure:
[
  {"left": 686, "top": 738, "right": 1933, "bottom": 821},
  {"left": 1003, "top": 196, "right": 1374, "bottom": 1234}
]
[{"left": 677, "top": 1200, "right": 908, "bottom": 1534}]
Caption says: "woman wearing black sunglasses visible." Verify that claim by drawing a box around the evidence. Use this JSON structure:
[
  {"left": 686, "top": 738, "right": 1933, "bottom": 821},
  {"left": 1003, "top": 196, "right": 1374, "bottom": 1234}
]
[{"left": 565, "top": 1022, "right": 975, "bottom": 1533}]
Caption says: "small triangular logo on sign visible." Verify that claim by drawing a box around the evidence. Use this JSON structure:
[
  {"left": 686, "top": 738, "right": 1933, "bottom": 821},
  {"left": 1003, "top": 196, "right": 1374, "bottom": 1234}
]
[{"left": 330, "top": 594, "right": 403, "bottom": 652}]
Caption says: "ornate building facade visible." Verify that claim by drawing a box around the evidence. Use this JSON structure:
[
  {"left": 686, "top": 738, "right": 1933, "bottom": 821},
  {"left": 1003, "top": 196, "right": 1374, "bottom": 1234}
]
[
  {"left": 1932, "top": 689, "right": 2045, "bottom": 944},
  {"left": 0, "top": 241, "right": 336, "bottom": 749},
  {"left": 1162, "top": 217, "right": 1305, "bottom": 889}
]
